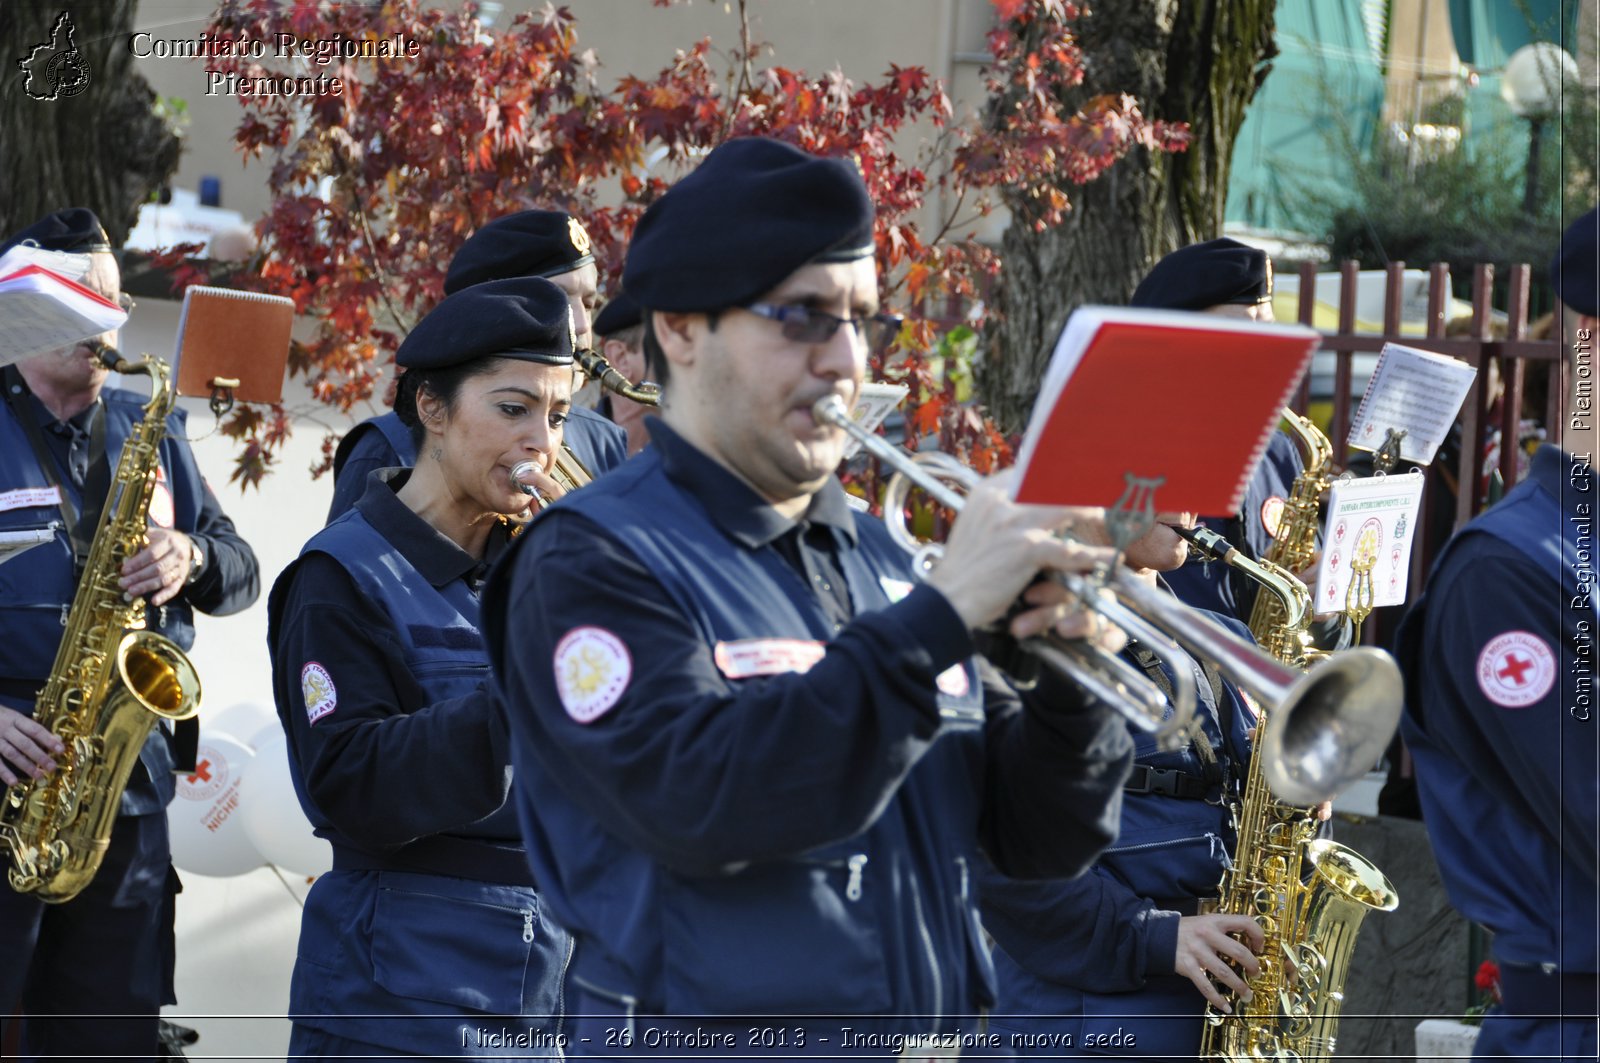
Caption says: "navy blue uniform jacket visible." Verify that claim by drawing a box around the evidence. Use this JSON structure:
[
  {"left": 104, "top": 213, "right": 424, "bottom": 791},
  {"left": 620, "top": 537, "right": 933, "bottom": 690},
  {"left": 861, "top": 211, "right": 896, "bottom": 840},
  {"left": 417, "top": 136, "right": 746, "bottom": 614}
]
[
  {"left": 268, "top": 471, "right": 569, "bottom": 1054},
  {"left": 1398, "top": 444, "right": 1597, "bottom": 1060},
  {"left": 482, "top": 420, "right": 1133, "bottom": 1036},
  {"left": 1165, "top": 429, "right": 1303, "bottom": 620},
  {"left": 0, "top": 384, "right": 258, "bottom": 813}
]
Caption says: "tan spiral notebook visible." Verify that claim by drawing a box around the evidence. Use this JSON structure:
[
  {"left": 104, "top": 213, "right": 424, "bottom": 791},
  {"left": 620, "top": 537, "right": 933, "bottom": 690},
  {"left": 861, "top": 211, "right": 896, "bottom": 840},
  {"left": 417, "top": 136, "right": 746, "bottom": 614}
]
[{"left": 173, "top": 286, "right": 295, "bottom": 403}]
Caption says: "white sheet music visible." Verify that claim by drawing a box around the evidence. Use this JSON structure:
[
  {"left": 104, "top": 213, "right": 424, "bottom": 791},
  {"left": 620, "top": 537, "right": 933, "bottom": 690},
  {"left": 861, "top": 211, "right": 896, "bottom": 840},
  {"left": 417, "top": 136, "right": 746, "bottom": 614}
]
[{"left": 1347, "top": 342, "right": 1478, "bottom": 465}]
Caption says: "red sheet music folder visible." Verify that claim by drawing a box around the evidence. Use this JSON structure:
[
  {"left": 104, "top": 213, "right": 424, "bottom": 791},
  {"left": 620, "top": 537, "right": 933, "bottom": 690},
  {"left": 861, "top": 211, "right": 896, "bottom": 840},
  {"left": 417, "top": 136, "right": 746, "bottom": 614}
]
[{"left": 1014, "top": 307, "right": 1321, "bottom": 513}]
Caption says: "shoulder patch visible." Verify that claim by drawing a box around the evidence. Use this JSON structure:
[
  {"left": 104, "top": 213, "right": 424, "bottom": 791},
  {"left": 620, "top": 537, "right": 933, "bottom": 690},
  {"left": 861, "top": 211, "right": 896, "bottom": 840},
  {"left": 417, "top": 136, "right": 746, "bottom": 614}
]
[
  {"left": 1260, "top": 496, "right": 1286, "bottom": 540},
  {"left": 1476, "top": 631, "right": 1556, "bottom": 709},
  {"left": 301, "top": 661, "right": 337, "bottom": 725},
  {"left": 554, "top": 626, "right": 632, "bottom": 723}
]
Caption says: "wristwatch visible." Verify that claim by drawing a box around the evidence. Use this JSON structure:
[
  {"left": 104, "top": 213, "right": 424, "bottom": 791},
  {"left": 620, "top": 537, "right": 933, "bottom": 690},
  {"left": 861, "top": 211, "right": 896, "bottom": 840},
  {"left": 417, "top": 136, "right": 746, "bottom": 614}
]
[{"left": 185, "top": 539, "right": 206, "bottom": 586}]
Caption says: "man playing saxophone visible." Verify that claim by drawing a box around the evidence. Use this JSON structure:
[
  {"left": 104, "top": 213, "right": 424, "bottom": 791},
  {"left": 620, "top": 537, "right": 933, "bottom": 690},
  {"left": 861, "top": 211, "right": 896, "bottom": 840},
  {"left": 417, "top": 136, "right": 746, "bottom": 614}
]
[
  {"left": 978, "top": 513, "right": 1265, "bottom": 1060},
  {"left": 0, "top": 209, "right": 260, "bottom": 1061}
]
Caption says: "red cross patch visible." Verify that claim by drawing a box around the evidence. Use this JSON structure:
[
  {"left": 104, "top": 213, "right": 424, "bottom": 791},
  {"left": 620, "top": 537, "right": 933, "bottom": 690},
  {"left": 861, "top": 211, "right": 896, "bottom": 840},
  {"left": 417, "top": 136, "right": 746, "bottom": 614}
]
[{"left": 1476, "top": 631, "right": 1555, "bottom": 709}]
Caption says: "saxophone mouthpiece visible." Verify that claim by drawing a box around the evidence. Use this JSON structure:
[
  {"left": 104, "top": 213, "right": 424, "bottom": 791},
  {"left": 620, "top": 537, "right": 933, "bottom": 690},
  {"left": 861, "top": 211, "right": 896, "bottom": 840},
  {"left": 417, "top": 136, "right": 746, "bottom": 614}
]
[
  {"left": 1166, "top": 523, "right": 1235, "bottom": 561},
  {"left": 85, "top": 341, "right": 123, "bottom": 371}
]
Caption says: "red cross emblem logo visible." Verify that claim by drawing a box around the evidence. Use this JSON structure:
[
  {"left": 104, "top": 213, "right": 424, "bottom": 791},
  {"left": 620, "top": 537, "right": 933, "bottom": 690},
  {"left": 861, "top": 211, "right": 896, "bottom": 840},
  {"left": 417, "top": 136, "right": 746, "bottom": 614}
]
[
  {"left": 1477, "top": 632, "right": 1555, "bottom": 709},
  {"left": 185, "top": 759, "right": 212, "bottom": 785}
]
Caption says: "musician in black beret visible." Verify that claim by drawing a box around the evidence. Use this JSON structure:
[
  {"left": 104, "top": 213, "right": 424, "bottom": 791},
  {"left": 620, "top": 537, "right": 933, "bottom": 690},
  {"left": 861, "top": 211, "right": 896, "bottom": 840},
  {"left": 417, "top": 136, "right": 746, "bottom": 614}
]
[
  {"left": 1130, "top": 238, "right": 1321, "bottom": 634},
  {"left": 266, "top": 275, "right": 575, "bottom": 1059},
  {"left": 591, "top": 291, "right": 652, "bottom": 455},
  {"left": 483, "top": 135, "right": 1134, "bottom": 1052},
  {"left": 1551, "top": 204, "right": 1599, "bottom": 319},
  {"left": 1394, "top": 206, "right": 1600, "bottom": 1062},
  {"left": 444, "top": 209, "right": 597, "bottom": 320},
  {"left": 1130, "top": 236, "right": 1273, "bottom": 312},
  {"left": 0, "top": 206, "right": 113, "bottom": 255},
  {"left": 0, "top": 208, "right": 260, "bottom": 1060},
  {"left": 327, "top": 207, "right": 626, "bottom": 521}
]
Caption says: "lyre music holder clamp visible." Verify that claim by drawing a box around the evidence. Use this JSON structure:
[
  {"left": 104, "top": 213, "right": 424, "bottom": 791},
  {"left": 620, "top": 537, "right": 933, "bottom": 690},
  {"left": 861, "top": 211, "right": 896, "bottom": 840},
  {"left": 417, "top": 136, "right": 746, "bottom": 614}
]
[
  {"left": 1372, "top": 427, "right": 1407, "bottom": 475},
  {"left": 207, "top": 377, "right": 241, "bottom": 418},
  {"left": 1104, "top": 473, "right": 1165, "bottom": 557}
]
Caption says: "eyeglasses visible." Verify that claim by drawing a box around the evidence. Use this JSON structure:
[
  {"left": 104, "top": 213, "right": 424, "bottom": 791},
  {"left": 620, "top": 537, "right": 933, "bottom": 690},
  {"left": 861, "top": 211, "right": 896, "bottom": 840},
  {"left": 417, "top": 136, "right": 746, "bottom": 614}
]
[{"left": 742, "top": 302, "right": 902, "bottom": 350}]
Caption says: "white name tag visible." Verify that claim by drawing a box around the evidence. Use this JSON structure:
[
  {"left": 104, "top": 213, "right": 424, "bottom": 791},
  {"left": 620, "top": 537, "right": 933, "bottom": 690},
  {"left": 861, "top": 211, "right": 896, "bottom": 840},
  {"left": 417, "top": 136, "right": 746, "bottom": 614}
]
[
  {"left": 0, "top": 486, "right": 61, "bottom": 513},
  {"left": 713, "top": 638, "right": 827, "bottom": 679}
]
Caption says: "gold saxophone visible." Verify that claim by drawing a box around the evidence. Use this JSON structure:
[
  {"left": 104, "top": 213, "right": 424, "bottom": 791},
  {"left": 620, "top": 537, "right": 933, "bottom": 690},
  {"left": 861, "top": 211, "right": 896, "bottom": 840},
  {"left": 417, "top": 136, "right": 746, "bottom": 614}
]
[
  {"left": 0, "top": 350, "right": 202, "bottom": 903},
  {"left": 1185, "top": 410, "right": 1398, "bottom": 1061}
]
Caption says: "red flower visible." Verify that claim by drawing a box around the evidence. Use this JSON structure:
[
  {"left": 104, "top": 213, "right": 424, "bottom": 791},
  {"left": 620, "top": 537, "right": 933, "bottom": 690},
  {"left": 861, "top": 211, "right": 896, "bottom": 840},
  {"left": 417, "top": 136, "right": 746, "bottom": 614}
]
[{"left": 1475, "top": 961, "right": 1501, "bottom": 994}]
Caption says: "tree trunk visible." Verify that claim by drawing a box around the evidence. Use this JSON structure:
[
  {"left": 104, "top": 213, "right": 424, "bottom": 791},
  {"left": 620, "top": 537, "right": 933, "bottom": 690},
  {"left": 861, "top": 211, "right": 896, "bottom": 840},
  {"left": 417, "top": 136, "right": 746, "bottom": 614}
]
[
  {"left": 0, "top": 1, "right": 180, "bottom": 246},
  {"left": 981, "top": 0, "right": 1277, "bottom": 432}
]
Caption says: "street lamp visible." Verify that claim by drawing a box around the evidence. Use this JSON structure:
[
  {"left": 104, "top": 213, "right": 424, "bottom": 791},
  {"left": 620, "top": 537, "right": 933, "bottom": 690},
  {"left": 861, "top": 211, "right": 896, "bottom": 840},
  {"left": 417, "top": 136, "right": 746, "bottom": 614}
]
[{"left": 1501, "top": 43, "right": 1579, "bottom": 215}]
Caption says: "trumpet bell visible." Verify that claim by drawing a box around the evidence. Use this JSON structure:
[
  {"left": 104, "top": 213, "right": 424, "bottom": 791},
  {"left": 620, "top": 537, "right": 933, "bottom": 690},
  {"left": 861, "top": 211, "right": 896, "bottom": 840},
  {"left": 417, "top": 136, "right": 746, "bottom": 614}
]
[{"left": 1258, "top": 646, "right": 1404, "bottom": 806}]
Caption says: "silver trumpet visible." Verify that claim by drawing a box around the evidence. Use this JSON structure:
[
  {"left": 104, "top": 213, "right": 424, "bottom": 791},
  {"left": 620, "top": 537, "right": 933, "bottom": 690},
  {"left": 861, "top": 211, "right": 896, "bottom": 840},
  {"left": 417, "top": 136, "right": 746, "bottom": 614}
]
[
  {"left": 815, "top": 394, "right": 1405, "bottom": 800},
  {"left": 816, "top": 394, "right": 1201, "bottom": 753}
]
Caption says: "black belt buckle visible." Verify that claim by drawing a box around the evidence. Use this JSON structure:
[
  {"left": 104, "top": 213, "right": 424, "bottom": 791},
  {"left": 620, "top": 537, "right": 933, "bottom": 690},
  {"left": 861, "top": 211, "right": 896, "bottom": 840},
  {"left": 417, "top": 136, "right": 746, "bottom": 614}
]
[{"left": 1124, "top": 764, "right": 1208, "bottom": 800}]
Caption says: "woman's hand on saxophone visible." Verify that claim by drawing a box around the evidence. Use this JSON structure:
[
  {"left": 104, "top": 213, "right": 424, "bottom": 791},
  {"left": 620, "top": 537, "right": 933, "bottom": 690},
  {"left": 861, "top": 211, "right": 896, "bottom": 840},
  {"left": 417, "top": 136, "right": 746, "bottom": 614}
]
[
  {"left": 0, "top": 706, "right": 65, "bottom": 785},
  {"left": 1175, "top": 913, "right": 1264, "bottom": 1011}
]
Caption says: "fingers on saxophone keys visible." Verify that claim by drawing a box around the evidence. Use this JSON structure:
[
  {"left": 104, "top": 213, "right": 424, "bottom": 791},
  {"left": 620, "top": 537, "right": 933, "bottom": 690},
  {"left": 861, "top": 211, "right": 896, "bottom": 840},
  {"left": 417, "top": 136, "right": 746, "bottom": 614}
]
[{"left": 0, "top": 735, "right": 56, "bottom": 780}]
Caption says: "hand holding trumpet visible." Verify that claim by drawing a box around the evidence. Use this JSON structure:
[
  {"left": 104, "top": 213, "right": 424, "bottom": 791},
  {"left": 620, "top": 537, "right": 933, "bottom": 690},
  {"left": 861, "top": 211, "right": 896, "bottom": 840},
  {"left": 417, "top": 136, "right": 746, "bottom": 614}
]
[{"left": 924, "top": 473, "right": 1124, "bottom": 651}]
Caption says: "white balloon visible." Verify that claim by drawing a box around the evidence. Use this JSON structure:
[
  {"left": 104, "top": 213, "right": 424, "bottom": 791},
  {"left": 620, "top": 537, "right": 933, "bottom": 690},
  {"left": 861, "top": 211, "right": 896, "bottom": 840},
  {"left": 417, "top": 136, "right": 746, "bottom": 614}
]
[
  {"left": 248, "top": 719, "right": 285, "bottom": 753},
  {"left": 238, "top": 730, "right": 332, "bottom": 878},
  {"left": 169, "top": 731, "right": 265, "bottom": 878},
  {"left": 206, "top": 701, "right": 278, "bottom": 748}
]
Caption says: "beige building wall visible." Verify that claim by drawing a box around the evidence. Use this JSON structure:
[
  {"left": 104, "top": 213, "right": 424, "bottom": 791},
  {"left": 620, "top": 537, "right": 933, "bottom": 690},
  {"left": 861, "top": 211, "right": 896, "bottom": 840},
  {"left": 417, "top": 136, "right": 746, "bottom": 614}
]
[
  {"left": 1382, "top": 0, "right": 1464, "bottom": 130},
  {"left": 132, "top": 0, "right": 999, "bottom": 232}
]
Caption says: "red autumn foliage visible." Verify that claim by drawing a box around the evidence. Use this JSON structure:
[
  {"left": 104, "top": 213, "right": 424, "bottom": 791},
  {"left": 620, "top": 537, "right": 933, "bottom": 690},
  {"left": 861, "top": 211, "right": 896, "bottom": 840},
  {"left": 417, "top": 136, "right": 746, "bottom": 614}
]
[{"left": 186, "top": 0, "right": 1184, "bottom": 493}]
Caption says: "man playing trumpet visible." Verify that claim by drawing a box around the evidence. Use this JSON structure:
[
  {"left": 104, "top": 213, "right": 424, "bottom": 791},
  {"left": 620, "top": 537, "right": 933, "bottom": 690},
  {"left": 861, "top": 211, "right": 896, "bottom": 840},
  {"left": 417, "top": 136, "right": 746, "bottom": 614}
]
[{"left": 484, "top": 136, "right": 1135, "bottom": 1050}]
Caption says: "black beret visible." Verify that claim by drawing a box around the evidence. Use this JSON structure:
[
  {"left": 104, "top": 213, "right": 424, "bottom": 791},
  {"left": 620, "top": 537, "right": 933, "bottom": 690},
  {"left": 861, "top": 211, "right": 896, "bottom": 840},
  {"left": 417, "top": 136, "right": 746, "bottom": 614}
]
[
  {"left": 3, "top": 207, "right": 111, "bottom": 255},
  {"left": 397, "top": 277, "right": 575, "bottom": 369},
  {"left": 622, "top": 136, "right": 875, "bottom": 312},
  {"left": 443, "top": 210, "right": 595, "bottom": 295},
  {"left": 1551, "top": 206, "right": 1599, "bottom": 318},
  {"left": 593, "top": 291, "right": 641, "bottom": 337},
  {"left": 1130, "top": 237, "right": 1273, "bottom": 311}
]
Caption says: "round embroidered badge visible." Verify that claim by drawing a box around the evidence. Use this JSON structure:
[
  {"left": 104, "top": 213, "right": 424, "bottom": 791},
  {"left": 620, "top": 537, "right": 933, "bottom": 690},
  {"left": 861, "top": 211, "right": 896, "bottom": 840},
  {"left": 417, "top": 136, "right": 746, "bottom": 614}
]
[
  {"left": 1260, "top": 496, "right": 1287, "bottom": 539},
  {"left": 1476, "top": 631, "right": 1555, "bottom": 709},
  {"left": 554, "top": 626, "right": 632, "bottom": 723}
]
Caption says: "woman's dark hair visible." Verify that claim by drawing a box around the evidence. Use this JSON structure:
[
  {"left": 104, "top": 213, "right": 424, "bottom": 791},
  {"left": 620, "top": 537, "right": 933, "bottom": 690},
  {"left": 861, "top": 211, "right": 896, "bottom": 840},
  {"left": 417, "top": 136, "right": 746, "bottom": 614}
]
[{"left": 393, "top": 356, "right": 507, "bottom": 449}]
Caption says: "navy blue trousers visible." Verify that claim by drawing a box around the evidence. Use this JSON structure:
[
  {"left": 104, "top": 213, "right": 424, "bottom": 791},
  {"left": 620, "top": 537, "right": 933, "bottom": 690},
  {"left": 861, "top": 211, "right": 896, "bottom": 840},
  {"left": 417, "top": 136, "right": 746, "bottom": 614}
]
[{"left": 0, "top": 811, "right": 178, "bottom": 1062}]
